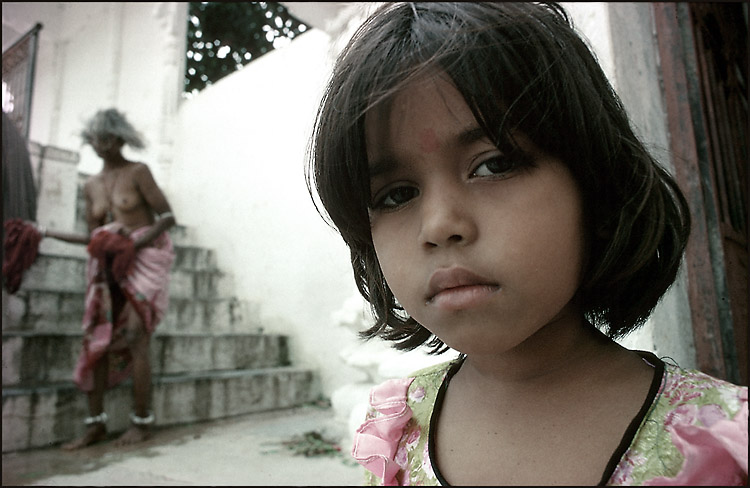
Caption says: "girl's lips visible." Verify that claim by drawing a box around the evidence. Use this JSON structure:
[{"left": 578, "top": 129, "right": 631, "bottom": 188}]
[
  {"left": 429, "top": 284, "right": 501, "bottom": 311},
  {"left": 426, "top": 267, "right": 500, "bottom": 310}
]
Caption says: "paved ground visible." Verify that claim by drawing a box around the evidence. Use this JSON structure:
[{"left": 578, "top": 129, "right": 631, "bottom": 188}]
[{"left": 2, "top": 405, "right": 363, "bottom": 486}]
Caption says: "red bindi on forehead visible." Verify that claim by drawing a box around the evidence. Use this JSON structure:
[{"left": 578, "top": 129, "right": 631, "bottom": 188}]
[{"left": 418, "top": 128, "right": 441, "bottom": 153}]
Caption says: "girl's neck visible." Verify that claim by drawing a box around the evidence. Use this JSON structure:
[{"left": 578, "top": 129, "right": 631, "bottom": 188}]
[{"left": 459, "top": 317, "right": 623, "bottom": 391}]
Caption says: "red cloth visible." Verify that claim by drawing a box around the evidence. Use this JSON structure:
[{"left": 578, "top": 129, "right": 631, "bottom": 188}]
[
  {"left": 3, "top": 219, "right": 42, "bottom": 293},
  {"left": 86, "top": 230, "right": 136, "bottom": 282}
]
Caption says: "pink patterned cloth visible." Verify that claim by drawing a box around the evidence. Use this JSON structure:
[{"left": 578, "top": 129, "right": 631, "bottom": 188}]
[
  {"left": 643, "top": 400, "right": 748, "bottom": 485},
  {"left": 353, "top": 355, "right": 748, "bottom": 486},
  {"left": 352, "top": 378, "right": 416, "bottom": 485},
  {"left": 73, "top": 222, "right": 174, "bottom": 391}
]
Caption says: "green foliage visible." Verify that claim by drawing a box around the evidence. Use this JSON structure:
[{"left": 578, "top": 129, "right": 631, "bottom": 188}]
[{"left": 185, "top": 2, "right": 308, "bottom": 94}]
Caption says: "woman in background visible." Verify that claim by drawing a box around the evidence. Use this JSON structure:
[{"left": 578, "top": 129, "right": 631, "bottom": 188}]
[{"left": 40, "top": 108, "right": 176, "bottom": 449}]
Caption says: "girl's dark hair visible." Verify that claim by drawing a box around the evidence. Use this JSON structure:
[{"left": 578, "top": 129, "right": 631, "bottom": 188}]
[{"left": 306, "top": 2, "right": 691, "bottom": 353}]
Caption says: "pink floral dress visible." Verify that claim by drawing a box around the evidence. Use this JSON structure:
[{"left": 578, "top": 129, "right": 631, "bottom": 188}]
[{"left": 352, "top": 351, "right": 748, "bottom": 486}]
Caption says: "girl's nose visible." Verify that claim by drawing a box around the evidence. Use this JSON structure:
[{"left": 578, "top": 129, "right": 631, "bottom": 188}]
[{"left": 419, "top": 188, "right": 477, "bottom": 249}]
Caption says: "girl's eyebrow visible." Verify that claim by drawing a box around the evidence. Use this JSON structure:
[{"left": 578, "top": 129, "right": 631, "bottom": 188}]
[
  {"left": 368, "top": 156, "right": 399, "bottom": 179},
  {"left": 456, "top": 126, "right": 489, "bottom": 146},
  {"left": 368, "top": 126, "right": 489, "bottom": 179}
]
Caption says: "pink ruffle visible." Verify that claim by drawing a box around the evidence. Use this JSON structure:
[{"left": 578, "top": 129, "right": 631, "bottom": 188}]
[
  {"left": 352, "top": 377, "right": 415, "bottom": 485},
  {"left": 645, "top": 398, "right": 748, "bottom": 486}
]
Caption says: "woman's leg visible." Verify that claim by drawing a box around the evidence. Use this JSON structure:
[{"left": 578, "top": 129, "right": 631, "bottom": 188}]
[
  {"left": 61, "top": 358, "right": 109, "bottom": 450},
  {"left": 113, "top": 302, "right": 153, "bottom": 446}
]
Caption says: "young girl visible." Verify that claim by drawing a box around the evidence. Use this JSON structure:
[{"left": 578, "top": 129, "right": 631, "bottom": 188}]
[
  {"left": 306, "top": 2, "right": 748, "bottom": 486},
  {"left": 34, "top": 108, "right": 176, "bottom": 449}
]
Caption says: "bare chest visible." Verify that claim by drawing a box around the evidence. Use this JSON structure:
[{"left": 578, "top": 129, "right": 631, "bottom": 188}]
[{"left": 88, "top": 170, "right": 143, "bottom": 220}]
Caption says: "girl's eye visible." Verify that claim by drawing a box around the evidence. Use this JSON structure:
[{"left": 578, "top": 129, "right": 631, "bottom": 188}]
[
  {"left": 471, "top": 155, "right": 520, "bottom": 177},
  {"left": 371, "top": 186, "right": 419, "bottom": 210}
]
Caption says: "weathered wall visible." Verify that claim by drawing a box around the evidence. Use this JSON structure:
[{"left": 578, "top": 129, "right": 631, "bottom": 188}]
[{"left": 563, "top": 2, "right": 696, "bottom": 369}]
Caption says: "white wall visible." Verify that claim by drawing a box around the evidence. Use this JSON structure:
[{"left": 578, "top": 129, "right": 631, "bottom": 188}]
[
  {"left": 2, "top": 2, "right": 185, "bottom": 188},
  {"left": 170, "top": 28, "right": 373, "bottom": 396}
]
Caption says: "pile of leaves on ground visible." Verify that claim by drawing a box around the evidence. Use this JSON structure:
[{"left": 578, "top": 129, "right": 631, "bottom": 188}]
[
  {"left": 280, "top": 430, "right": 342, "bottom": 457},
  {"left": 262, "top": 429, "right": 359, "bottom": 467}
]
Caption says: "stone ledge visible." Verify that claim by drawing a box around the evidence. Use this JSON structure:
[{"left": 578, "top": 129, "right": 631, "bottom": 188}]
[
  {"left": 18, "top": 254, "right": 234, "bottom": 299},
  {"left": 2, "top": 332, "right": 291, "bottom": 387},
  {"left": 2, "top": 366, "right": 317, "bottom": 452},
  {"left": 4, "top": 290, "right": 261, "bottom": 335}
]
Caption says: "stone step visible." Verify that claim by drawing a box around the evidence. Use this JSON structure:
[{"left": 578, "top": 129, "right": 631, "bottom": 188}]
[
  {"left": 2, "top": 332, "right": 290, "bottom": 387},
  {"left": 172, "top": 244, "right": 218, "bottom": 271},
  {"left": 2, "top": 366, "right": 317, "bottom": 452},
  {"left": 1, "top": 175, "right": 322, "bottom": 453},
  {"left": 35, "top": 241, "right": 219, "bottom": 274},
  {"left": 18, "top": 253, "right": 235, "bottom": 300},
  {"left": 4, "top": 289, "right": 261, "bottom": 335}
]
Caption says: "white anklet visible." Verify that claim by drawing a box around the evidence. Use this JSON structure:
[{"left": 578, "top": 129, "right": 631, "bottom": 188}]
[
  {"left": 130, "top": 411, "right": 155, "bottom": 425},
  {"left": 84, "top": 412, "right": 108, "bottom": 425}
]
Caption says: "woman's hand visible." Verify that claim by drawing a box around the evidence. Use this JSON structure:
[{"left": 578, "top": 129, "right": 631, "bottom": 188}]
[
  {"left": 21, "top": 220, "right": 45, "bottom": 237},
  {"left": 117, "top": 227, "right": 146, "bottom": 250}
]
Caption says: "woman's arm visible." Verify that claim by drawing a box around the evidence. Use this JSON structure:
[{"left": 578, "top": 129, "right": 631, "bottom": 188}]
[
  {"left": 40, "top": 226, "right": 90, "bottom": 245},
  {"left": 29, "top": 179, "right": 96, "bottom": 245},
  {"left": 131, "top": 211, "right": 176, "bottom": 250},
  {"left": 131, "top": 163, "right": 177, "bottom": 250}
]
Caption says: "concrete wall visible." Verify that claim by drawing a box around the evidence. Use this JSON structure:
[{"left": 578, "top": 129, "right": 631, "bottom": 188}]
[{"left": 563, "top": 2, "right": 697, "bottom": 369}]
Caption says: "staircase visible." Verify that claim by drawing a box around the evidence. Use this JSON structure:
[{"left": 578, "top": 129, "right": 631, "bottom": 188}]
[{"left": 2, "top": 176, "right": 318, "bottom": 453}]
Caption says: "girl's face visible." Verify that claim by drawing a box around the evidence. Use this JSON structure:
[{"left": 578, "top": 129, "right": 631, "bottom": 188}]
[{"left": 365, "top": 73, "right": 587, "bottom": 356}]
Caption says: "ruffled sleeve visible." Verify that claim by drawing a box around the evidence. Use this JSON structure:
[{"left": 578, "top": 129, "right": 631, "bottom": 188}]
[
  {"left": 352, "top": 377, "right": 415, "bottom": 486},
  {"left": 644, "top": 382, "right": 748, "bottom": 486}
]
